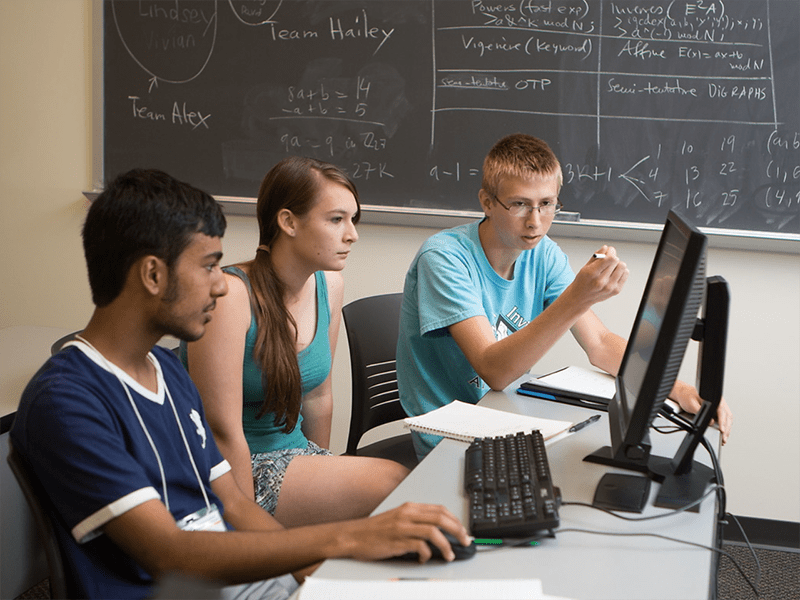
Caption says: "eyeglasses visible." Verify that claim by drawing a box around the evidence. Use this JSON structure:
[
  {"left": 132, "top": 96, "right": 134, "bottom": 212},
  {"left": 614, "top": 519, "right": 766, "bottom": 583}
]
[{"left": 492, "top": 195, "right": 563, "bottom": 218}]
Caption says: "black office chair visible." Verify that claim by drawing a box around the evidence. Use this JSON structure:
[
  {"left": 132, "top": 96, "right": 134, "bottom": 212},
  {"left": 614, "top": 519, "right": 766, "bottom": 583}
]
[
  {"left": 51, "top": 330, "right": 80, "bottom": 355},
  {"left": 7, "top": 441, "right": 75, "bottom": 599},
  {"left": 52, "top": 330, "right": 181, "bottom": 358},
  {"left": 342, "top": 293, "right": 418, "bottom": 470}
]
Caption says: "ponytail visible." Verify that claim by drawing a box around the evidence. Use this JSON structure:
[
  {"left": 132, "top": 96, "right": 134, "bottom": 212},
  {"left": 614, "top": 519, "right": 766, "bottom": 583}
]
[
  {"left": 248, "top": 249, "right": 302, "bottom": 431},
  {"left": 246, "top": 156, "right": 359, "bottom": 431}
]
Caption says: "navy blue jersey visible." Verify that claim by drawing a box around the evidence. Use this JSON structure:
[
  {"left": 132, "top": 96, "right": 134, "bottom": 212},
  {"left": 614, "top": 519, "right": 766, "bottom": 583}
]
[{"left": 11, "top": 343, "right": 230, "bottom": 599}]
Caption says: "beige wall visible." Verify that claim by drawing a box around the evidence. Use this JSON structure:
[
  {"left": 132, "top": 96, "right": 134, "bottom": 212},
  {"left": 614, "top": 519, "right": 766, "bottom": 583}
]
[{"left": 2, "top": 0, "right": 798, "bottom": 522}]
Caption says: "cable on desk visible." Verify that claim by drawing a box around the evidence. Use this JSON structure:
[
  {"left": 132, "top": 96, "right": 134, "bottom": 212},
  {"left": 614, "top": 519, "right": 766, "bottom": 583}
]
[
  {"left": 652, "top": 413, "right": 726, "bottom": 519},
  {"left": 643, "top": 419, "right": 759, "bottom": 597},
  {"left": 700, "top": 434, "right": 726, "bottom": 514},
  {"left": 561, "top": 484, "right": 723, "bottom": 520},
  {"left": 473, "top": 532, "right": 554, "bottom": 552},
  {"left": 565, "top": 432, "right": 761, "bottom": 599},
  {"left": 655, "top": 408, "right": 695, "bottom": 433},
  {"left": 651, "top": 424, "right": 683, "bottom": 434},
  {"left": 554, "top": 528, "right": 760, "bottom": 597}
]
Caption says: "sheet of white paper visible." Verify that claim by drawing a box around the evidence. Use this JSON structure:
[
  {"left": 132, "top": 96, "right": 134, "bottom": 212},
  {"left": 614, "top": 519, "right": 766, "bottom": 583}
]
[
  {"left": 298, "top": 577, "right": 572, "bottom": 600},
  {"left": 533, "top": 366, "right": 680, "bottom": 413},
  {"left": 534, "top": 366, "right": 616, "bottom": 399}
]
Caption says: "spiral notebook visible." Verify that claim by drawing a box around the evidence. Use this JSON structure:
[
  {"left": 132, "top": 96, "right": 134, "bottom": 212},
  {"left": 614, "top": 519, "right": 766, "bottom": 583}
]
[{"left": 403, "top": 400, "right": 572, "bottom": 442}]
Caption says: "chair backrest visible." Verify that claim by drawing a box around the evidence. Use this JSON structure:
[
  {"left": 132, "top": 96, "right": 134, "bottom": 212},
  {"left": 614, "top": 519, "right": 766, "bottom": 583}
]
[
  {"left": 7, "top": 441, "right": 73, "bottom": 599},
  {"left": 51, "top": 331, "right": 80, "bottom": 355},
  {"left": 342, "top": 293, "right": 406, "bottom": 455},
  {"left": 52, "top": 331, "right": 181, "bottom": 358}
]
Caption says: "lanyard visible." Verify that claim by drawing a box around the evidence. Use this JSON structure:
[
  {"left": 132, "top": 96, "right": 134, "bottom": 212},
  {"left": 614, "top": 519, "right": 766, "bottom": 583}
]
[{"left": 73, "top": 336, "right": 211, "bottom": 512}]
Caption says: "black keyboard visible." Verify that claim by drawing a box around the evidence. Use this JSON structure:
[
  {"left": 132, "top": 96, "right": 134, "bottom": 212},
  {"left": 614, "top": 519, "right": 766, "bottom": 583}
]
[{"left": 464, "top": 431, "right": 560, "bottom": 538}]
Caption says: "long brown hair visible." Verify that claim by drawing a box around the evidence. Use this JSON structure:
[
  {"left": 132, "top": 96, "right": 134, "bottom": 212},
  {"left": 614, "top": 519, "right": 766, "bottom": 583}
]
[{"left": 246, "top": 156, "right": 360, "bottom": 431}]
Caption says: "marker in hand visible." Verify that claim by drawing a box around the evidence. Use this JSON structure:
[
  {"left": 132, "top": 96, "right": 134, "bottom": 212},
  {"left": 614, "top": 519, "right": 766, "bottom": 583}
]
[{"left": 593, "top": 252, "right": 606, "bottom": 259}]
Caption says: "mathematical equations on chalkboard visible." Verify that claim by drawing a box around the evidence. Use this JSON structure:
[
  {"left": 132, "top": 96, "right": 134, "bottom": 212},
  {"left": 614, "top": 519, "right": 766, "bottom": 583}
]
[{"left": 104, "top": 0, "right": 800, "bottom": 235}]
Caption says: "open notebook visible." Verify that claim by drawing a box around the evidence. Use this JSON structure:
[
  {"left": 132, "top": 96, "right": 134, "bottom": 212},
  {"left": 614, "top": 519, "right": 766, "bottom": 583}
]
[{"left": 403, "top": 400, "right": 572, "bottom": 443}]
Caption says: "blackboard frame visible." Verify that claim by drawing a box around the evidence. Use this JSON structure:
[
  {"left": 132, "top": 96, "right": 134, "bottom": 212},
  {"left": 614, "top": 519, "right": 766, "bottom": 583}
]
[{"left": 88, "top": 0, "right": 799, "bottom": 253}]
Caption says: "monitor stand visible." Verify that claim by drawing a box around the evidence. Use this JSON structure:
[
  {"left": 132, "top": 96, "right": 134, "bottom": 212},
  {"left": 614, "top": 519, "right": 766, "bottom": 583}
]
[
  {"left": 587, "top": 437, "right": 716, "bottom": 513},
  {"left": 592, "top": 472, "right": 652, "bottom": 513},
  {"left": 650, "top": 277, "right": 728, "bottom": 512},
  {"left": 586, "top": 277, "right": 728, "bottom": 513},
  {"left": 583, "top": 445, "right": 652, "bottom": 474},
  {"left": 649, "top": 458, "right": 715, "bottom": 512},
  {"left": 647, "top": 400, "right": 719, "bottom": 512}
]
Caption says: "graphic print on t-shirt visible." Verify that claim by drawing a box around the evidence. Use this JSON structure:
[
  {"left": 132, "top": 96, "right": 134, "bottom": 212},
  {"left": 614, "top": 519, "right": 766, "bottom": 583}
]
[
  {"left": 494, "top": 306, "right": 529, "bottom": 340},
  {"left": 189, "top": 409, "right": 207, "bottom": 449}
]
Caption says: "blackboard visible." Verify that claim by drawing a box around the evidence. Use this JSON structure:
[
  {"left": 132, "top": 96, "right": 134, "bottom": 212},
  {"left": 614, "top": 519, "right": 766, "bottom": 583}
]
[{"left": 103, "top": 0, "right": 800, "bottom": 236}]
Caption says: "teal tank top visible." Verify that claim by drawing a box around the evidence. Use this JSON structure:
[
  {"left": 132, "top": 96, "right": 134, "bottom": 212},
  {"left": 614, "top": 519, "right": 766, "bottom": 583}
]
[{"left": 181, "top": 266, "right": 332, "bottom": 453}]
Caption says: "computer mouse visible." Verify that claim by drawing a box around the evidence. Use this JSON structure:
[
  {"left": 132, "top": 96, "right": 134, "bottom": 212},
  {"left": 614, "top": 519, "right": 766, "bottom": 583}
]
[
  {"left": 442, "top": 531, "right": 478, "bottom": 560},
  {"left": 394, "top": 530, "right": 476, "bottom": 561}
]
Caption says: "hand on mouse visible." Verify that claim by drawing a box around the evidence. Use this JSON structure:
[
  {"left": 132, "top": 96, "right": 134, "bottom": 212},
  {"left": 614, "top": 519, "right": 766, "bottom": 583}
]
[{"left": 335, "top": 502, "right": 470, "bottom": 563}]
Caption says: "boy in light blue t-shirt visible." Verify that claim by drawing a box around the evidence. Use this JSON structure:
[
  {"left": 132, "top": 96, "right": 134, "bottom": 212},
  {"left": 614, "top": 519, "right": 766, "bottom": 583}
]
[{"left": 397, "top": 134, "right": 732, "bottom": 459}]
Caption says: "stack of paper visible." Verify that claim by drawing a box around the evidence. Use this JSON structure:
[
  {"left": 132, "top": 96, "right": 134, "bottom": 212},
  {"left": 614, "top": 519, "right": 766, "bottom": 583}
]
[{"left": 526, "top": 366, "right": 616, "bottom": 403}]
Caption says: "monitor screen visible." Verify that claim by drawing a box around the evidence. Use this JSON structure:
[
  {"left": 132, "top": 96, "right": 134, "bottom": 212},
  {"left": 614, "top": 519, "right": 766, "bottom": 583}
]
[
  {"left": 585, "top": 211, "right": 727, "bottom": 512},
  {"left": 586, "top": 210, "right": 707, "bottom": 472},
  {"left": 617, "top": 217, "right": 701, "bottom": 439}
]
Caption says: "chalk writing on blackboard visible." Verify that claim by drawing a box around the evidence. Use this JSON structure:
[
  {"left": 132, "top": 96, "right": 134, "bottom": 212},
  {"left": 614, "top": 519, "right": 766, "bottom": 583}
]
[
  {"left": 103, "top": 1, "right": 799, "bottom": 235},
  {"left": 111, "top": 0, "right": 219, "bottom": 92}
]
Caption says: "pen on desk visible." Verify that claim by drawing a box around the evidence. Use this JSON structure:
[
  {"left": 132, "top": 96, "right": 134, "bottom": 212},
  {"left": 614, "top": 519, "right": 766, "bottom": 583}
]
[
  {"left": 568, "top": 414, "right": 601, "bottom": 433},
  {"left": 593, "top": 252, "right": 607, "bottom": 259}
]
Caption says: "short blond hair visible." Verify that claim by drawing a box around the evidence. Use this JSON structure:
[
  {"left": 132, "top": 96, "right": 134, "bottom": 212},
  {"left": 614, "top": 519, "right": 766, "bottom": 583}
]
[{"left": 482, "top": 134, "right": 562, "bottom": 198}]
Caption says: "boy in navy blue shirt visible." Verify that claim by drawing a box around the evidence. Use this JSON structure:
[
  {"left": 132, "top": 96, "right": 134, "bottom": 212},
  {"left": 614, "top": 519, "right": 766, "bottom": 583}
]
[{"left": 11, "top": 168, "right": 468, "bottom": 600}]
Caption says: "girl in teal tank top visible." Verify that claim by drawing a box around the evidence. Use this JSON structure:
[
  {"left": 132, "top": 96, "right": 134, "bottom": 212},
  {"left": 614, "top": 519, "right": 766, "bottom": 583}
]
[
  {"left": 181, "top": 157, "right": 408, "bottom": 527},
  {"left": 226, "top": 266, "right": 330, "bottom": 454}
]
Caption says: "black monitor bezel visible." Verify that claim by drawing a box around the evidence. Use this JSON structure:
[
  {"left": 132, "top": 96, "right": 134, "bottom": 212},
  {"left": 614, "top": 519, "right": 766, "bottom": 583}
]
[{"left": 609, "top": 210, "right": 708, "bottom": 463}]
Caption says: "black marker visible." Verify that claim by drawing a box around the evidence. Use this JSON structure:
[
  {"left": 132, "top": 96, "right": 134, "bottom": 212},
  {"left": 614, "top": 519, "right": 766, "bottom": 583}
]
[{"left": 568, "top": 414, "right": 601, "bottom": 433}]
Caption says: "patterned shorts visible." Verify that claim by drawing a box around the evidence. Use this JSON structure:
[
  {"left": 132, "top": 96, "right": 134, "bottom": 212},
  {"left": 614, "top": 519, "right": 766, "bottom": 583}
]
[{"left": 251, "top": 441, "right": 332, "bottom": 514}]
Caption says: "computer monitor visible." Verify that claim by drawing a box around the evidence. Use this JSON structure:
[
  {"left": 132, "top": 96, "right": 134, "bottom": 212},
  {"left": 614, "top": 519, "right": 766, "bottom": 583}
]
[{"left": 585, "top": 210, "right": 728, "bottom": 511}]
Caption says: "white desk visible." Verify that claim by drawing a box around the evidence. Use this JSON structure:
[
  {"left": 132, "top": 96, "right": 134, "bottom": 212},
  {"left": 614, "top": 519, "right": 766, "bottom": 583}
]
[
  {"left": 1, "top": 325, "right": 73, "bottom": 599},
  {"left": 308, "top": 382, "right": 721, "bottom": 600}
]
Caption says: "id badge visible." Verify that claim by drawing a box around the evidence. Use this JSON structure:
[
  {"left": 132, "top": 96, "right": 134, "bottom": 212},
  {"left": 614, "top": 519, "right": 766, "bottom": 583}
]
[{"left": 176, "top": 504, "right": 226, "bottom": 532}]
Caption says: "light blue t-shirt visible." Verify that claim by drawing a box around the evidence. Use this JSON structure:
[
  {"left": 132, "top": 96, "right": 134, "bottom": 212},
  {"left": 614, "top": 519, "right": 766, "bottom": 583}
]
[{"left": 396, "top": 220, "right": 575, "bottom": 457}]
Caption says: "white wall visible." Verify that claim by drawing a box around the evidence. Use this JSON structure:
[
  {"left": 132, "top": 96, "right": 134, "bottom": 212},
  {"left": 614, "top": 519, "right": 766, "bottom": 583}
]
[{"left": 2, "top": 0, "right": 798, "bottom": 522}]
